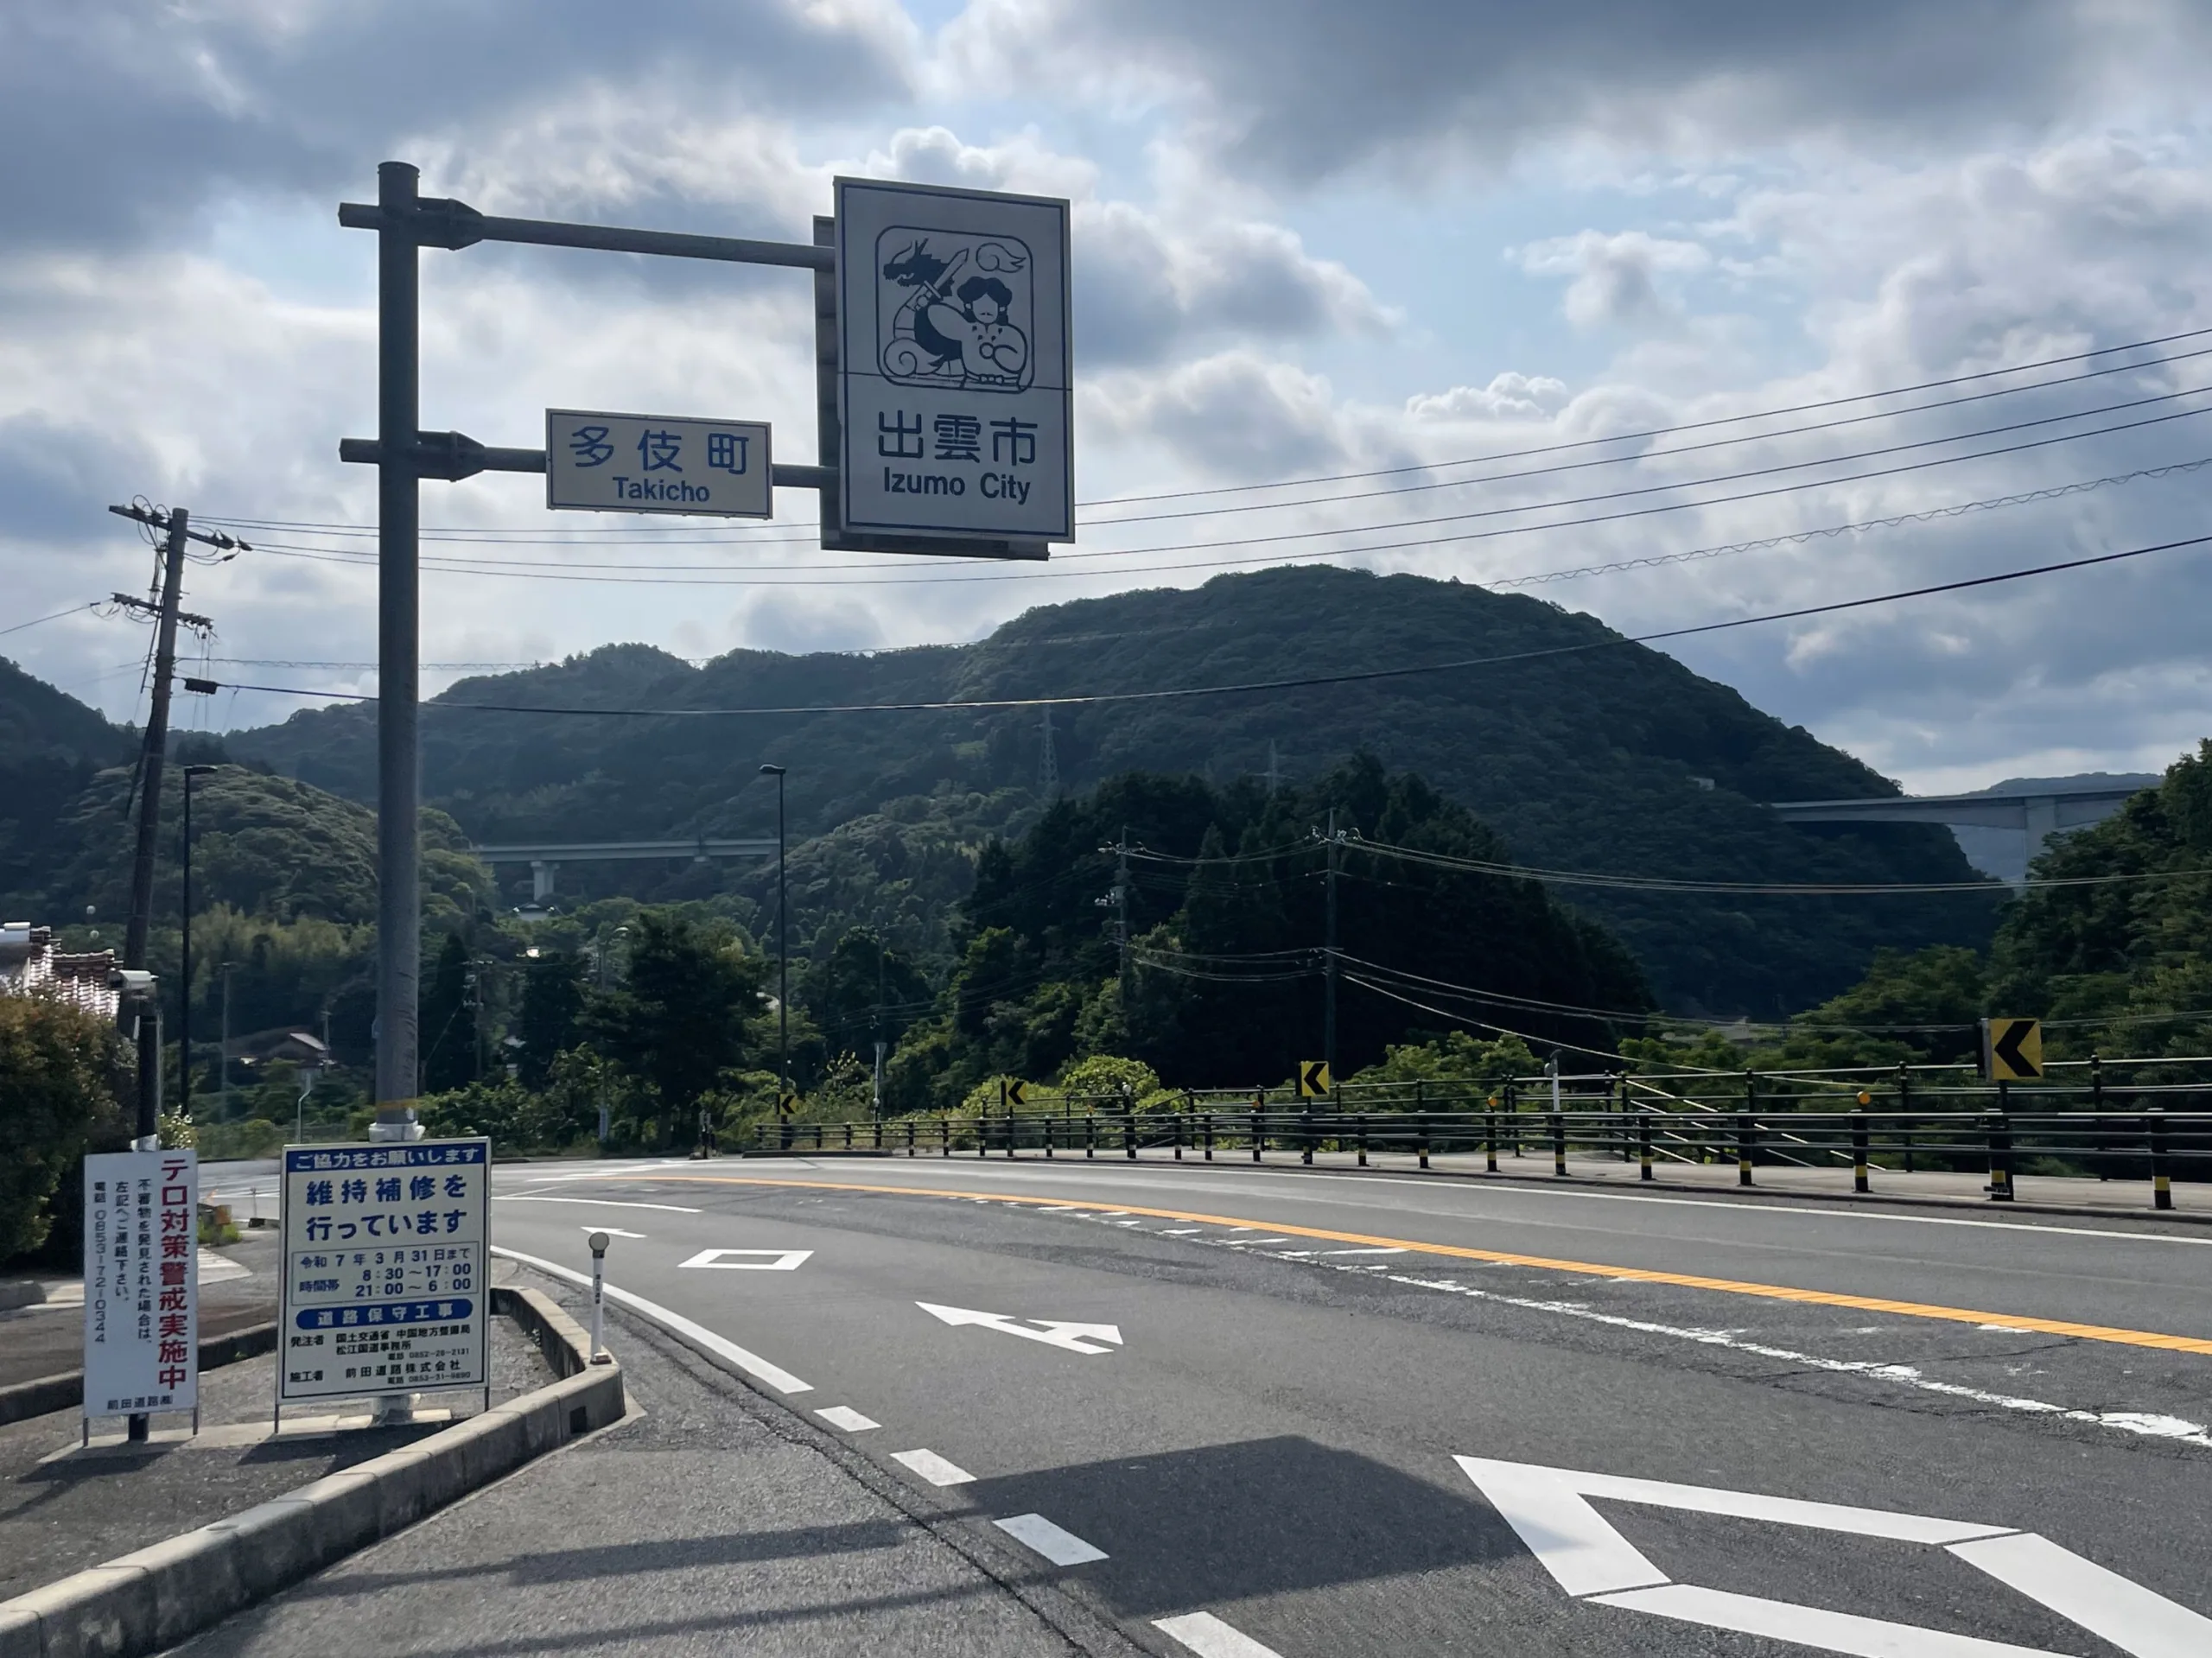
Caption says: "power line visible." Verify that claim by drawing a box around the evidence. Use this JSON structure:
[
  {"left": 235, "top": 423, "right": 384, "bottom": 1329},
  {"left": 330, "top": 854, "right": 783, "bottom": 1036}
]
[
  {"left": 238, "top": 398, "right": 2212, "bottom": 589},
  {"left": 201, "top": 321, "right": 2212, "bottom": 540},
  {"left": 194, "top": 529, "right": 2212, "bottom": 717},
  {"left": 0, "top": 602, "right": 102, "bottom": 641}
]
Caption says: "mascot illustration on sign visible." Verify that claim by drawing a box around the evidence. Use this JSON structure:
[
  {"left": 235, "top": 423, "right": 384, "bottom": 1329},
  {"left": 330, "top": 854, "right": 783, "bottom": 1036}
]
[{"left": 878, "top": 232, "right": 1034, "bottom": 392}]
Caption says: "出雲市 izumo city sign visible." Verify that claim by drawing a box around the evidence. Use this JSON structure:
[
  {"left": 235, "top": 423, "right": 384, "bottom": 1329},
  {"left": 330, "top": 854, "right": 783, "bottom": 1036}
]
[{"left": 836, "top": 177, "right": 1072, "bottom": 545}]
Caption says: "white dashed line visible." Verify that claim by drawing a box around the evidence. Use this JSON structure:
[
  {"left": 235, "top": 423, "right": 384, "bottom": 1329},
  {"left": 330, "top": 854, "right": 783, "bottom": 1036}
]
[
  {"left": 1155, "top": 1610, "right": 1286, "bottom": 1657},
  {"left": 492, "top": 1196, "right": 702, "bottom": 1214},
  {"left": 891, "top": 1448, "right": 976, "bottom": 1487},
  {"left": 814, "top": 1406, "right": 880, "bottom": 1432},
  {"left": 995, "top": 1513, "right": 1109, "bottom": 1565},
  {"left": 1322, "top": 1247, "right": 1408, "bottom": 1256}
]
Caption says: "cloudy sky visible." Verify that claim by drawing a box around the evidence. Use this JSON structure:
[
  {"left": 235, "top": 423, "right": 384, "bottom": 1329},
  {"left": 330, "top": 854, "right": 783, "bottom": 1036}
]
[{"left": 6, "top": 0, "right": 2212, "bottom": 791}]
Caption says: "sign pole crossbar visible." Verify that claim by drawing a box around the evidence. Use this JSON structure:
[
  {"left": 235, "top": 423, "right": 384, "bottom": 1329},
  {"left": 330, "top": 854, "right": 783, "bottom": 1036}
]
[{"left": 339, "top": 163, "right": 1071, "bottom": 1131}]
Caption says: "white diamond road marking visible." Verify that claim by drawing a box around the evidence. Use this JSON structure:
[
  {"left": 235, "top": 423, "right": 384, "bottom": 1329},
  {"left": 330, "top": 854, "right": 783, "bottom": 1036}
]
[
  {"left": 1459, "top": 1454, "right": 2212, "bottom": 1657},
  {"left": 1154, "top": 1610, "right": 1287, "bottom": 1657},
  {"left": 677, "top": 1248, "right": 812, "bottom": 1271},
  {"left": 813, "top": 1406, "right": 879, "bottom": 1432},
  {"left": 890, "top": 1448, "right": 975, "bottom": 1487},
  {"left": 994, "top": 1513, "right": 1108, "bottom": 1565}
]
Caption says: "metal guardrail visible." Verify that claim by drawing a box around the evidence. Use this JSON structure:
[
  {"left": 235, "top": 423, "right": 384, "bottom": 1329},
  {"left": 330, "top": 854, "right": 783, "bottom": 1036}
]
[{"left": 743, "top": 1104, "right": 2210, "bottom": 1212}]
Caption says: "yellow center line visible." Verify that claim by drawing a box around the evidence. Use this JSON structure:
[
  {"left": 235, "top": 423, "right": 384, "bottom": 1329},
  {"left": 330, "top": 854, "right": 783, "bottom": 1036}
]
[{"left": 623, "top": 1172, "right": 2212, "bottom": 1357}]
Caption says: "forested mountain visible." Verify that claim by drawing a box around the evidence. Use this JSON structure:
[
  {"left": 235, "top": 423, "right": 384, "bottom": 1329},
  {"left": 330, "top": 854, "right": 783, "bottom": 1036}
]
[
  {"left": 0, "top": 656, "right": 130, "bottom": 908},
  {"left": 886, "top": 759, "right": 1654, "bottom": 1111},
  {"left": 226, "top": 567, "right": 1996, "bottom": 1015}
]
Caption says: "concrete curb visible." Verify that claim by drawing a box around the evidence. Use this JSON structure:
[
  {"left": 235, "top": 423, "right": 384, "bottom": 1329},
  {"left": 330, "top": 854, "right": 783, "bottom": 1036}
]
[
  {"left": 0, "top": 1286, "right": 621, "bottom": 1658},
  {"left": 0, "top": 1324, "right": 284, "bottom": 1432},
  {"left": 0, "top": 1285, "right": 45, "bottom": 1313}
]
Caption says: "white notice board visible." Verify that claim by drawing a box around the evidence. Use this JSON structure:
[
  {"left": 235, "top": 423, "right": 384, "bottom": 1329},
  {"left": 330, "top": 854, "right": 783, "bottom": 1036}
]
[
  {"left": 836, "top": 177, "right": 1072, "bottom": 545},
  {"left": 546, "top": 409, "right": 772, "bottom": 518},
  {"left": 278, "top": 1139, "right": 490, "bottom": 1405},
  {"left": 83, "top": 1147, "right": 198, "bottom": 1419}
]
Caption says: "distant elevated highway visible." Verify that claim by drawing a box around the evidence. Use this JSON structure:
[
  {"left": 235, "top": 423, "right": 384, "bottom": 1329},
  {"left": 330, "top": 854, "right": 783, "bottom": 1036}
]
[
  {"left": 471, "top": 837, "right": 776, "bottom": 902},
  {"left": 1769, "top": 782, "right": 2148, "bottom": 885}
]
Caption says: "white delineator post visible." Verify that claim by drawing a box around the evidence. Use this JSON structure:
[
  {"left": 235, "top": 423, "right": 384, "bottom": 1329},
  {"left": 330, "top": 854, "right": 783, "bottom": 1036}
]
[{"left": 588, "top": 1232, "right": 610, "bottom": 1363}]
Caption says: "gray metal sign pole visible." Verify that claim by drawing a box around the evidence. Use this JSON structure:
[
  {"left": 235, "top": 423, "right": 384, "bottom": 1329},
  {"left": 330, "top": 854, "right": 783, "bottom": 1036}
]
[
  {"left": 374, "top": 162, "right": 422, "bottom": 1131},
  {"left": 340, "top": 163, "right": 1053, "bottom": 1130}
]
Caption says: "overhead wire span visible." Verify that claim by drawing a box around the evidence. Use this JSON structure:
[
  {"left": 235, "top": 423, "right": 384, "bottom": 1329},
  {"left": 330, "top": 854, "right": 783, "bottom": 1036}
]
[
  {"left": 201, "top": 321, "right": 2212, "bottom": 539},
  {"left": 236, "top": 399, "right": 2212, "bottom": 588},
  {"left": 193, "top": 529, "right": 2212, "bottom": 715}
]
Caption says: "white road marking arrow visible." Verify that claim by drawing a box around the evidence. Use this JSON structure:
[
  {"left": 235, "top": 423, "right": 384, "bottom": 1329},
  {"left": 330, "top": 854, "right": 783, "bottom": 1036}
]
[
  {"left": 915, "top": 1301, "right": 1123, "bottom": 1355},
  {"left": 578, "top": 1225, "right": 647, "bottom": 1240}
]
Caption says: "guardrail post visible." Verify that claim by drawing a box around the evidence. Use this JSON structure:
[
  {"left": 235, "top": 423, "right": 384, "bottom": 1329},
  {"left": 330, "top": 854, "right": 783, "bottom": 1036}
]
[
  {"left": 1551, "top": 1107, "right": 1567, "bottom": 1177},
  {"left": 844, "top": 1121, "right": 854, "bottom": 1151},
  {"left": 1204, "top": 1111, "right": 1214, "bottom": 1161},
  {"left": 2149, "top": 1107, "right": 2172, "bottom": 1210},
  {"left": 1250, "top": 1098, "right": 1263, "bottom": 1163},
  {"left": 1302, "top": 1097, "right": 1315, "bottom": 1166},
  {"left": 1485, "top": 1101, "right": 1499, "bottom": 1173},
  {"left": 1418, "top": 1115, "right": 1430, "bottom": 1170},
  {"left": 1507, "top": 1079, "right": 1522, "bottom": 1158},
  {"left": 1357, "top": 1114, "right": 1369, "bottom": 1167},
  {"left": 1736, "top": 1110, "right": 1754, "bottom": 1187},
  {"left": 1639, "top": 1107, "right": 1654, "bottom": 1182},
  {"left": 977, "top": 1109, "right": 988, "bottom": 1158},
  {"left": 1174, "top": 1103, "right": 1185, "bottom": 1161},
  {"left": 906, "top": 1117, "right": 915, "bottom": 1156},
  {"left": 1126, "top": 1109, "right": 1138, "bottom": 1159},
  {"left": 941, "top": 1116, "right": 950, "bottom": 1156},
  {"left": 1986, "top": 1088, "right": 2014, "bottom": 1201},
  {"left": 1852, "top": 1108, "right": 1870, "bottom": 1194}
]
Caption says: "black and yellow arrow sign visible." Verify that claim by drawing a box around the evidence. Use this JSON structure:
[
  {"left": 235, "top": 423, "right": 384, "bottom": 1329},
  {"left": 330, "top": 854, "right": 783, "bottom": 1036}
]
[
  {"left": 1298, "top": 1059, "right": 1332, "bottom": 1097},
  {"left": 1982, "top": 1018, "right": 2043, "bottom": 1082},
  {"left": 1006, "top": 1079, "right": 1028, "bottom": 1109},
  {"left": 776, "top": 1092, "right": 798, "bottom": 1118}
]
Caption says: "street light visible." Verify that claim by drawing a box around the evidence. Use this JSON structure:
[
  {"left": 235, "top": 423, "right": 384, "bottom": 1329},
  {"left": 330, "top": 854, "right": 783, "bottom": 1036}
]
[
  {"left": 759, "top": 764, "right": 788, "bottom": 1106},
  {"left": 180, "top": 764, "right": 219, "bottom": 1121}
]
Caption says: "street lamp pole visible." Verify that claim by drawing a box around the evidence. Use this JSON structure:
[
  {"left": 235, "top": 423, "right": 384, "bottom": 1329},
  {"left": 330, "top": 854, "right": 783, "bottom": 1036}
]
[
  {"left": 760, "top": 765, "right": 789, "bottom": 1103},
  {"left": 180, "top": 765, "right": 218, "bottom": 1121}
]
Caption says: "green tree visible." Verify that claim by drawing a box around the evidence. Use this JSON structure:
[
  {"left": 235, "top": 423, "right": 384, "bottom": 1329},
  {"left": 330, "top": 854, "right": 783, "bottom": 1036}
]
[
  {"left": 582, "top": 910, "right": 766, "bottom": 1142},
  {"left": 799, "top": 927, "right": 934, "bottom": 1064},
  {"left": 0, "top": 994, "right": 127, "bottom": 1263},
  {"left": 515, "top": 951, "right": 584, "bottom": 1089},
  {"left": 419, "top": 934, "right": 477, "bottom": 1096}
]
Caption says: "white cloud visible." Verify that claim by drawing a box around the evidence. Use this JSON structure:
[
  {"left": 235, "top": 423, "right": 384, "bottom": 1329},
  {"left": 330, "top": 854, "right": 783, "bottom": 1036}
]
[{"left": 1516, "top": 229, "right": 1713, "bottom": 329}]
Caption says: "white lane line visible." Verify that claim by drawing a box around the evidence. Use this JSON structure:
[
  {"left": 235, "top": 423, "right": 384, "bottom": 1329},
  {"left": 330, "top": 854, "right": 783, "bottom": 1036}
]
[
  {"left": 1037, "top": 1205, "right": 1083, "bottom": 1211},
  {"left": 1321, "top": 1247, "right": 1408, "bottom": 1256},
  {"left": 492, "top": 1246, "right": 812, "bottom": 1394},
  {"left": 1160, "top": 1228, "right": 1202, "bottom": 1236},
  {"left": 1368, "top": 1264, "right": 2212, "bottom": 1452},
  {"left": 890, "top": 1448, "right": 975, "bottom": 1487},
  {"left": 814, "top": 1406, "right": 880, "bottom": 1432},
  {"left": 1588, "top": 1583, "right": 2053, "bottom": 1657},
  {"left": 1948, "top": 1531, "right": 2212, "bottom": 1655},
  {"left": 1154, "top": 1610, "right": 1286, "bottom": 1657},
  {"left": 1235, "top": 1237, "right": 1294, "bottom": 1246},
  {"left": 579, "top": 1225, "right": 646, "bottom": 1240},
  {"left": 995, "top": 1513, "right": 1109, "bottom": 1566},
  {"left": 493, "top": 1196, "right": 703, "bottom": 1214}
]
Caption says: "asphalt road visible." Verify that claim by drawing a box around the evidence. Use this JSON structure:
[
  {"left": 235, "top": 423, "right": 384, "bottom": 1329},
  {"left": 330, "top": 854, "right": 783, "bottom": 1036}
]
[{"left": 467, "top": 1152, "right": 2212, "bottom": 1657}]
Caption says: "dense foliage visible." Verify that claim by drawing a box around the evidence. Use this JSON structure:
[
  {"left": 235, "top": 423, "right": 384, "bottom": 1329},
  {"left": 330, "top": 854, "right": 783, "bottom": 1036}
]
[
  {"left": 0, "top": 994, "right": 127, "bottom": 1262},
  {"left": 883, "top": 758, "right": 1655, "bottom": 1115}
]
